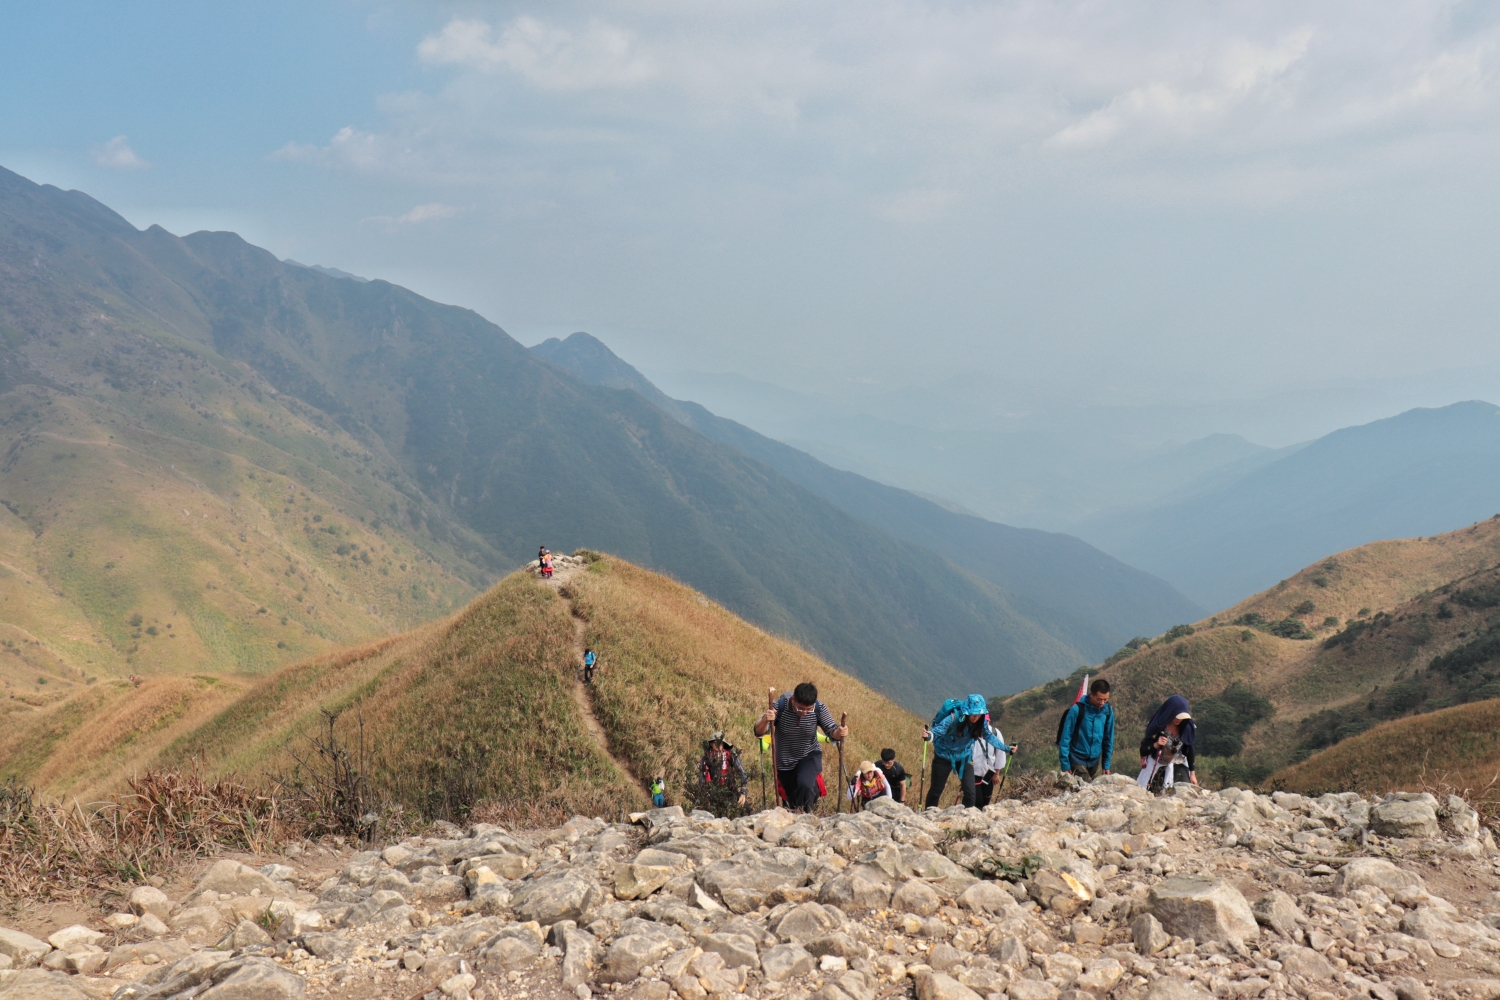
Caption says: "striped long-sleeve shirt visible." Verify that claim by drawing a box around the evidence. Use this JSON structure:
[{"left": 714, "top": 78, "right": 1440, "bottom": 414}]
[{"left": 771, "top": 693, "right": 839, "bottom": 770}]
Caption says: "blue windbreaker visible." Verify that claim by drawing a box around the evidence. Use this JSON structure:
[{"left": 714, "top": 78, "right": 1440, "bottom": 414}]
[
  {"left": 930, "top": 694, "right": 1008, "bottom": 771},
  {"left": 1058, "top": 698, "right": 1115, "bottom": 771}
]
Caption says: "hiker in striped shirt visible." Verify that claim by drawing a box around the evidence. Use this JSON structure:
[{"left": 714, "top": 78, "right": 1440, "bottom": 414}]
[{"left": 754, "top": 681, "right": 848, "bottom": 812}]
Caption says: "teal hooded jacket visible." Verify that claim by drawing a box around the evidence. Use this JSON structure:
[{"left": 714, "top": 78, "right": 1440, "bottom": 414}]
[
  {"left": 930, "top": 694, "right": 1009, "bottom": 771},
  {"left": 1058, "top": 697, "right": 1115, "bottom": 771}
]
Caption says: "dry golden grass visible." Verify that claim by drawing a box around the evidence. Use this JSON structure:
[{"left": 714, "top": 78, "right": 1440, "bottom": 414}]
[
  {"left": 569, "top": 556, "right": 928, "bottom": 811},
  {"left": 1217, "top": 515, "right": 1500, "bottom": 629},
  {"left": 1270, "top": 698, "right": 1500, "bottom": 817}
]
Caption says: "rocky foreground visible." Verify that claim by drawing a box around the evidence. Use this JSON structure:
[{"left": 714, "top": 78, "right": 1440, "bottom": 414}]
[{"left": 4, "top": 777, "right": 1500, "bottom": 1000}]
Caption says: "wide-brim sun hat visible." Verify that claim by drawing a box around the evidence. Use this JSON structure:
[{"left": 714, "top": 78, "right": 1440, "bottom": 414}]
[{"left": 858, "top": 760, "right": 877, "bottom": 774}]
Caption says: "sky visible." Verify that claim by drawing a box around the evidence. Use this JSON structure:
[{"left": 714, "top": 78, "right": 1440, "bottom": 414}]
[{"left": 5, "top": 1, "right": 1500, "bottom": 451}]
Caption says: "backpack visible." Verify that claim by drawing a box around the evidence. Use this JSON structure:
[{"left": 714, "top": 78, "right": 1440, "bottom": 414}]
[
  {"left": 1054, "top": 700, "right": 1113, "bottom": 746},
  {"left": 931, "top": 698, "right": 965, "bottom": 729}
]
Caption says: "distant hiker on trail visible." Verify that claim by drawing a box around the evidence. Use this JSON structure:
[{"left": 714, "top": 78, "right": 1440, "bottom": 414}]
[
  {"left": 650, "top": 776, "right": 667, "bottom": 808},
  {"left": 875, "top": 748, "right": 909, "bottom": 805},
  {"left": 695, "top": 731, "right": 749, "bottom": 817},
  {"left": 972, "top": 730, "right": 1009, "bottom": 808},
  {"left": 583, "top": 648, "right": 596, "bottom": 684},
  {"left": 1058, "top": 678, "right": 1115, "bottom": 780},
  {"left": 923, "top": 694, "right": 1015, "bottom": 809},
  {"left": 754, "top": 681, "right": 848, "bottom": 813},
  {"left": 541, "top": 552, "right": 554, "bottom": 579},
  {"left": 847, "top": 760, "right": 892, "bottom": 810},
  {"left": 1138, "top": 695, "right": 1198, "bottom": 792}
]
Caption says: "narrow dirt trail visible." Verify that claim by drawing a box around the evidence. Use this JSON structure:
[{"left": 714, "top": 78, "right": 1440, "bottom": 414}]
[{"left": 535, "top": 558, "right": 649, "bottom": 795}]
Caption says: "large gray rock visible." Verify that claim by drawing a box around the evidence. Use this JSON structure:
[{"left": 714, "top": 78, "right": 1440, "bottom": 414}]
[
  {"left": 200, "top": 958, "right": 306, "bottom": 1000},
  {"left": 914, "top": 972, "right": 982, "bottom": 1000},
  {"left": 1251, "top": 890, "right": 1301, "bottom": 938},
  {"left": 512, "top": 873, "right": 603, "bottom": 925},
  {"left": 698, "top": 933, "right": 759, "bottom": 970},
  {"left": 760, "top": 944, "right": 814, "bottom": 982},
  {"left": 773, "top": 903, "right": 843, "bottom": 944},
  {"left": 170, "top": 905, "right": 228, "bottom": 942},
  {"left": 1147, "top": 876, "right": 1259, "bottom": 944},
  {"left": 698, "top": 850, "right": 811, "bottom": 913},
  {"left": 1371, "top": 800, "right": 1440, "bottom": 838},
  {"left": 477, "top": 928, "right": 542, "bottom": 974},
  {"left": 195, "top": 861, "right": 280, "bottom": 898},
  {"left": 818, "top": 865, "right": 895, "bottom": 911},
  {"left": 1006, "top": 981, "right": 1060, "bottom": 1000},
  {"left": 1333, "top": 858, "right": 1423, "bottom": 896},
  {"left": 600, "top": 934, "right": 680, "bottom": 984},
  {"left": 0, "top": 970, "right": 91, "bottom": 1000},
  {"left": 222, "top": 920, "right": 274, "bottom": 951},
  {"left": 904, "top": 851, "right": 978, "bottom": 897},
  {"left": 893, "top": 880, "right": 942, "bottom": 916},
  {"left": 1131, "top": 913, "right": 1170, "bottom": 955},
  {"left": 1278, "top": 946, "right": 1336, "bottom": 981},
  {"left": 341, "top": 890, "right": 410, "bottom": 928},
  {"left": 1144, "top": 980, "right": 1211, "bottom": 1000},
  {"left": 561, "top": 926, "right": 597, "bottom": 989},
  {"left": 614, "top": 864, "right": 676, "bottom": 901},
  {"left": 0, "top": 929, "right": 51, "bottom": 968},
  {"left": 128, "top": 886, "right": 174, "bottom": 919},
  {"left": 956, "top": 881, "right": 1014, "bottom": 915}
]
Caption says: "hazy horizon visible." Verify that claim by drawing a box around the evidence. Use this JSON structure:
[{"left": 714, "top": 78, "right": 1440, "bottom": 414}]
[{"left": 6, "top": 1, "right": 1500, "bottom": 494}]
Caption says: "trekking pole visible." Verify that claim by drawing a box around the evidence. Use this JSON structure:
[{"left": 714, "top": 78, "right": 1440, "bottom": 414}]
[
  {"left": 758, "top": 734, "right": 767, "bottom": 811},
  {"left": 835, "top": 712, "right": 848, "bottom": 815},
  {"left": 917, "top": 742, "right": 927, "bottom": 811},
  {"left": 996, "top": 745, "right": 1014, "bottom": 796},
  {"left": 767, "top": 688, "right": 779, "bottom": 808}
]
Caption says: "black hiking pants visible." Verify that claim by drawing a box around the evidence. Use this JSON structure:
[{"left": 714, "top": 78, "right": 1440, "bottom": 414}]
[
  {"left": 777, "top": 753, "right": 823, "bottom": 813},
  {"left": 925, "top": 756, "right": 976, "bottom": 809}
]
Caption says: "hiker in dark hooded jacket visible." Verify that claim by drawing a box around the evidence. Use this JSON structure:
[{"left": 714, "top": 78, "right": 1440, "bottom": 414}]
[
  {"left": 1137, "top": 694, "right": 1198, "bottom": 789},
  {"left": 924, "top": 694, "right": 1015, "bottom": 808}
]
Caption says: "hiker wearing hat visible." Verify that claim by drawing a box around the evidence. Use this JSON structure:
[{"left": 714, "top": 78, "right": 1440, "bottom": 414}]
[
  {"left": 848, "top": 760, "right": 892, "bottom": 810},
  {"left": 695, "top": 731, "right": 749, "bottom": 816},
  {"left": 923, "top": 694, "right": 1016, "bottom": 809},
  {"left": 1137, "top": 695, "right": 1198, "bottom": 792}
]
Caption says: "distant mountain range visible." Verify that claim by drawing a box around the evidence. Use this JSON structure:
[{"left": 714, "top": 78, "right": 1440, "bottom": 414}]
[
  {"left": 533, "top": 332, "right": 1204, "bottom": 657},
  {"left": 1074, "top": 401, "right": 1500, "bottom": 609},
  {"left": 0, "top": 165, "right": 1200, "bottom": 712}
]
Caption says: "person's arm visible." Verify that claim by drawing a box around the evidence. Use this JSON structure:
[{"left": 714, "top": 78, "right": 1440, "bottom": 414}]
[
  {"left": 1183, "top": 743, "right": 1197, "bottom": 783},
  {"left": 1057, "top": 704, "right": 1077, "bottom": 770},
  {"left": 816, "top": 702, "right": 847, "bottom": 741},
  {"left": 982, "top": 722, "right": 1010, "bottom": 752},
  {"left": 931, "top": 710, "right": 958, "bottom": 744},
  {"left": 1102, "top": 707, "right": 1114, "bottom": 773},
  {"left": 1138, "top": 732, "right": 1156, "bottom": 759},
  {"left": 754, "top": 695, "right": 784, "bottom": 737}
]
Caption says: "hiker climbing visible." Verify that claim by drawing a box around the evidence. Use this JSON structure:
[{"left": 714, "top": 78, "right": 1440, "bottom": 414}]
[
  {"left": 972, "top": 725, "right": 1010, "bottom": 808},
  {"left": 583, "top": 647, "right": 596, "bottom": 684},
  {"left": 695, "top": 731, "right": 749, "bottom": 817},
  {"left": 875, "top": 748, "right": 909, "bottom": 805},
  {"left": 754, "top": 681, "right": 847, "bottom": 813},
  {"left": 847, "top": 760, "right": 892, "bottom": 810},
  {"left": 541, "top": 550, "right": 554, "bottom": 579},
  {"left": 923, "top": 694, "right": 1015, "bottom": 809},
  {"left": 1138, "top": 695, "right": 1198, "bottom": 792},
  {"left": 1057, "top": 677, "right": 1114, "bottom": 780},
  {"left": 650, "top": 776, "right": 667, "bottom": 808}
]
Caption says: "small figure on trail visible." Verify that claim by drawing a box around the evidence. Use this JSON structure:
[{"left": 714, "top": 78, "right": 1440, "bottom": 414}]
[
  {"left": 1057, "top": 678, "right": 1114, "bottom": 780},
  {"left": 972, "top": 724, "right": 1010, "bottom": 808},
  {"left": 583, "top": 648, "right": 597, "bottom": 684},
  {"left": 1138, "top": 695, "right": 1198, "bottom": 792},
  {"left": 754, "top": 681, "right": 848, "bottom": 813},
  {"left": 541, "top": 551, "right": 554, "bottom": 579},
  {"left": 923, "top": 694, "right": 1015, "bottom": 808},
  {"left": 847, "top": 760, "right": 892, "bottom": 810},
  {"left": 875, "top": 747, "right": 909, "bottom": 805},
  {"left": 539, "top": 544, "right": 549, "bottom": 564},
  {"left": 695, "top": 731, "right": 749, "bottom": 816},
  {"left": 650, "top": 776, "right": 667, "bottom": 808}
]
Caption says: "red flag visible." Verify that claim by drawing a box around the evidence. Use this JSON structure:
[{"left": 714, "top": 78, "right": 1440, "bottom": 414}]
[{"left": 1074, "top": 674, "right": 1089, "bottom": 704}]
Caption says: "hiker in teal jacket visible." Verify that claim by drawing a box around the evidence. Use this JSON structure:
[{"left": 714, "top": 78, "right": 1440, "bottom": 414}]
[
  {"left": 1058, "top": 679, "right": 1114, "bottom": 780},
  {"left": 924, "top": 694, "right": 1014, "bottom": 808}
]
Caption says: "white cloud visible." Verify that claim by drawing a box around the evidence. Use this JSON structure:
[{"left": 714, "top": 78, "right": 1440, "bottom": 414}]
[
  {"left": 873, "top": 188, "right": 959, "bottom": 224},
  {"left": 417, "top": 16, "right": 656, "bottom": 91},
  {"left": 91, "top": 135, "right": 149, "bottom": 170},
  {"left": 360, "top": 203, "right": 461, "bottom": 229}
]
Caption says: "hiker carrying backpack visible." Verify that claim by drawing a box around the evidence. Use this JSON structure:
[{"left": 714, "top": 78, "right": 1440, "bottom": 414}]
[
  {"left": 922, "top": 694, "right": 1015, "bottom": 809},
  {"left": 1056, "top": 678, "right": 1115, "bottom": 780}
]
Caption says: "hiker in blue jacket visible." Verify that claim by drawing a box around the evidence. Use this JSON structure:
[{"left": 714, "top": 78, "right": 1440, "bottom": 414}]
[
  {"left": 1058, "top": 678, "right": 1114, "bottom": 780},
  {"left": 924, "top": 694, "right": 1015, "bottom": 808}
]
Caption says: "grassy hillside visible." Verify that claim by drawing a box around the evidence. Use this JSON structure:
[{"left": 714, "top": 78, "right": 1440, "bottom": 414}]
[
  {"left": 529, "top": 331, "right": 1205, "bottom": 661},
  {"left": 1076, "top": 401, "right": 1500, "bottom": 609},
  {"left": 9, "top": 554, "right": 927, "bottom": 821},
  {"left": 1271, "top": 700, "right": 1500, "bottom": 803},
  {"left": 992, "top": 515, "right": 1500, "bottom": 786},
  {"left": 0, "top": 164, "right": 1089, "bottom": 710}
]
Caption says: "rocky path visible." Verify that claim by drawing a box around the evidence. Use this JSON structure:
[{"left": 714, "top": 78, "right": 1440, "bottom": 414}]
[
  {"left": 535, "top": 555, "right": 647, "bottom": 796},
  {"left": 6, "top": 780, "right": 1500, "bottom": 1000}
]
